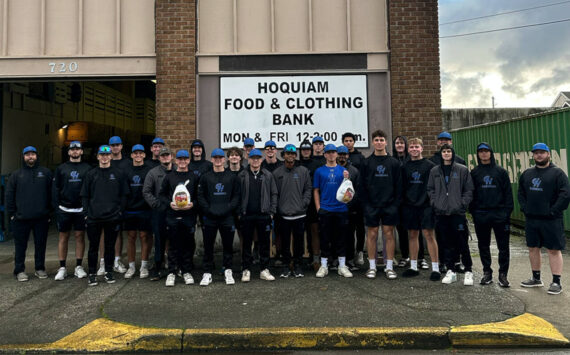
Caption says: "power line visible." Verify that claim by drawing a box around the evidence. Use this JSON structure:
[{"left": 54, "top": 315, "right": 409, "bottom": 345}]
[
  {"left": 440, "top": 0, "right": 570, "bottom": 26},
  {"left": 440, "top": 18, "right": 570, "bottom": 39}
]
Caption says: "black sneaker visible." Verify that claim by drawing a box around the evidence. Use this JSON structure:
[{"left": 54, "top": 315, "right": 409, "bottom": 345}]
[
  {"left": 520, "top": 278, "right": 543, "bottom": 288},
  {"left": 280, "top": 270, "right": 292, "bottom": 278},
  {"left": 347, "top": 261, "right": 359, "bottom": 271},
  {"left": 429, "top": 271, "right": 441, "bottom": 281},
  {"left": 149, "top": 268, "right": 160, "bottom": 281},
  {"left": 480, "top": 272, "right": 493, "bottom": 285},
  {"left": 105, "top": 272, "right": 116, "bottom": 284},
  {"left": 455, "top": 263, "right": 466, "bottom": 274},
  {"left": 498, "top": 273, "right": 510, "bottom": 288},
  {"left": 547, "top": 282, "right": 562, "bottom": 295},
  {"left": 294, "top": 266, "right": 304, "bottom": 278},
  {"left": 402, "top": 268, "right": 420, "bottom": 277},
  {"left": 88, "top": 274, "right": 98, "bottom": 287}
]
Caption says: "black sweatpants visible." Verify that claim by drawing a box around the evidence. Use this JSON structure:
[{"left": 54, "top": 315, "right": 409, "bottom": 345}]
[
  {"left": 346, "top": 209, "right": 365, "bottom": 260},
  {"left": 474, "top": 214, "right": 510, "bottom": 275},
  {"left": 241, "top": 214, "right": 272, "bottom": 271},
  {"left": 202, "top": 220, "right": 235, "bottom": 273},
  {"left": 318, "top": 210, "right": 348, "bottom": 259},
  {"left": 12, "top": 217, "right": 49, "bottom": 275},
  {"left": 166, "top": 216, "right": 196, "bottom": 274},
  {"left": 278, "top": 216, "right": 306, "bottom": 267},
  {"left": 436, "top": 214, "right": 472, "bottom": 272},
  {"left": 87, "top": 220, "right": 120, "bottom": 275},
  {"left": 151, "top": 210, "right": 168, "bottom": 269}
]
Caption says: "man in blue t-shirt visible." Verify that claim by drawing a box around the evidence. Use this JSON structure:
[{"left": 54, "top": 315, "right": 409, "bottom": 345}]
[{"left": 313, "top": 144, "right": 353, "bottom": 278}]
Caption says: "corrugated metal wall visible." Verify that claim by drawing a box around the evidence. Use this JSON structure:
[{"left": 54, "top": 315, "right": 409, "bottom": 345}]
[{"left": 451, "top": 108, "right": 570, "bottom": 231}]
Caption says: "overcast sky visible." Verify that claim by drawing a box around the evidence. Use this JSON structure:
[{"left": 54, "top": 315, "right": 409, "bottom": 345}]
[{"left": 439, "top": 0, "right": 570, "bottom": 108}]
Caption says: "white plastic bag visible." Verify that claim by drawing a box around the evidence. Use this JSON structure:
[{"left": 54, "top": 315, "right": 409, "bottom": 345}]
[
  {"left": 172, "top": 180, "right": 191, "bottom": 207},
  {"left": 336, "top": 178, "right": 355, "bottom": 203}
]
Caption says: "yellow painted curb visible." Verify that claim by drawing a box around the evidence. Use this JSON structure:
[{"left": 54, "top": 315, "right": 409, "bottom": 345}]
[
  {"left": 183, "top": 326, "right": 449, "bottom": 350},
  {"left": 451, "top": 313, "right": 569, "bottom": 347}
]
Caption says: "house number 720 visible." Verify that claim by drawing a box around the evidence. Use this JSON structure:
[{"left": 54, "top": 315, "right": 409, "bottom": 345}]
[{"left": 48, "top": 62, "right": 79, "bottom": 73}]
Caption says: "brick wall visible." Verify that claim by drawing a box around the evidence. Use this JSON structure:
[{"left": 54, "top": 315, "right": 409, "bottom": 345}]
[
  {"left": 155, "top": 0, "right": 196, "bottom": 151},
  {"left": 389, "top": 0, "right": 442, "bottom": 155}
]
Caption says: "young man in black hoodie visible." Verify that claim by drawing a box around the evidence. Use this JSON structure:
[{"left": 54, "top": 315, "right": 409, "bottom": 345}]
[
  {"left": 6, "top": 146, "right": 53, "bottom": 282},
  {"left": 159, "top": 149, "right": 199, "bottom": 287},
  {"left": 81, "top": 145, "right": 129, "bottom": 286},
  {"left": 393, "top": 135, "right": 410, "bottom": 268},
  {"left": 470, "top": 142, "right": 513, "bottom": 287},
  {"left": 197, "top": 148, "right": 241, "bottom": 286},
  {"left": 360, "top": 130, "right": 402, "bottom": 280},
  {"left": 123, "top": 144, "right": 153, "bottom": 279},
  {"left": 238, "top": 149, "right": 278, "bottom": 282},
  {"left": 401, "top": 138, "right": 440, "bottom": 280},
  {"left": 53, "top": 141, "right": 92, "bottom": 281},
  {"left": 189, "top": 139, "right": 213, "bottom": 179},
  {"left": 342, "top": 132, "right": 365, "bottom": 171},
  {"left": 427, "top": 144, "right": 474, "bottom": 286},
  {"left": 518, "top": 143, "right": 570, "bottom": 295}
]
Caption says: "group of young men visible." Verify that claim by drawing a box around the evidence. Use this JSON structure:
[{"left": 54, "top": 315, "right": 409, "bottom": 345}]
[{"left": 5, "top": 130, "right": 569, "bottom": 294}]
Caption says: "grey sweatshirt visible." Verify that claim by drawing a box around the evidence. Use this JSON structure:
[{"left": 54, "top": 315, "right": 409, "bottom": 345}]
[
  {"left": 272, "top": 164, "right": 312, "bottom": 216},
  {"left": 427, "top": 161, "right": 474, "bottom": 216}
]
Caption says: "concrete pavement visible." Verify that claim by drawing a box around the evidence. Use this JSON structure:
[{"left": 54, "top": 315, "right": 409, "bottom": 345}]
[{"left": 0, "top": 224, "right": 568, "bottom": 351}]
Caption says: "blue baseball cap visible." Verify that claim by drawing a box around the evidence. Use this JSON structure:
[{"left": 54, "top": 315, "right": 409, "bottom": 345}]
[
  {"left": 109, "top": 136, "right": 122, "bottom": 145},
  {"left": 243, "top": 137, "right": 255, "bottom": 147},
  {"left": 284, "top": 144, "right": 297, "bottom": 153},
  {"left": 132, "top": 144, "right": 145, "bottom": 152},
  {"left": 312, "top": 136, "right": 324, "bottom": 144},
  {"left": 477, "top": 143, "right": 491, "bottom": 151},
  {"left": 249, "top": 149, "right": 263, "bottom": 158},
  {"left": 98, "top": 145, "right": 112, "bottom": 154},
  {"left": 211, "top": 148, "right": 225, "bottom": 157},
  {"left": 337, "top": 145, "right": 349, "bottom": 154},
  {"left": 324, "top": 144, "right": 337, "bottom": 153},
  {"left": 531, "top": 143, "right": 550, "bottom": 152},
  {"left": 437, "top": 132, "right": 452, "bottom": 140},
  {"left": 176, "top": 149, "right": 190, "bottom": 159},
  {"left": 22, "top": 146, "right": 37, "bottom": 155},
  {"left": 152, "top": 137, "right": 165, "bottom": 145},
  {"left": 264, "top": 140, "right": 277, "bottom": 148}
]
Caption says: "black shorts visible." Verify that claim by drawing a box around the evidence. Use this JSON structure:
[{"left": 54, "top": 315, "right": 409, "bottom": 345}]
[
  {"left": 402, "top": 205, "right": 435, "bottom": 231},
  {"left": 364, "top": 205, "right": 399, "bottom": 227},
  {"left": 525, "top": 218, "right": 566, "bottom": 250},
  {"left": 56, "top": 210, "right": 86, "bottom": 232},
  {"left": 123, "top": 211, "right": 152, "bottom": 232}
]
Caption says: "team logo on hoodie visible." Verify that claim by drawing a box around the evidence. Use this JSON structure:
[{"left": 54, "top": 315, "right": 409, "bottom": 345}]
[
  {"left": 482, "top": 175, "right": 496, "bottom": 188},
  {"left": 131, "top": 175, "right": 142, "bottom": 186},
  {"left": 69, "top": 170, "right": 81, "bottom": 182},
  {"left": 530, "top": 177, "right": 543, "bottom": 191},
  {"left": 410, "top": 171, "right": 422, "bottom": 184},
  {"left": 375, "top": 165, "right": 388, "bottom": 177},
  {"left": 214, "top": 182, "right": 226, "bottom": 195}
]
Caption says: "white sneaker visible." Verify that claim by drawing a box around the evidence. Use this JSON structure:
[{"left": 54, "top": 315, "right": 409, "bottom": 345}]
[
  {"left": 338, "top": 266, "right": 353, "bottom": 278},
  {"left": 74, "top": 265, "right": 87, "bottom": 279},
  {"left": 224, "top": 269, "right": 235, "bottom": 285},
  {"left": 355, "top": 251, "right": 365, "bottom": 266},
  {"left": 54, "top": 267, "right": 67, "bottom": 281},
  {"left": 316, "top": 266, "right": 328, "bottom": 278},
  {"left": 200, "top": 273, "right": 212, "bottom": 286},
  {"left": 365, "top": 268, "right": 377, "bottom": 279},
  {"left": 97, "top": 264, "right": 105, "bottom": 276},
  {"left": 114, "top": 260, "right": 127, "bottom": 273},
  {"left": 125, "top": 266, "right": 136, "bottom": 279},
  {"left": 139, "top": 266, "right": 149, "bottom": 279},
  {"left": 241, "top": 269, "right": 251, "bottom": 283},
  {"left": 260, "top": 269, "right": 275, "bottom": 281},
  {"left": 442, "top": 270, "right": 457, "bottom": 284},
  {"left": 464, "top": 271, "right": 474, "bottom": 286},
  {"left": 165, "top": 273, "right": 176, "bottom": 287},
  {"left": 183, "top": 273, "right": 194, "bottom": 285}
]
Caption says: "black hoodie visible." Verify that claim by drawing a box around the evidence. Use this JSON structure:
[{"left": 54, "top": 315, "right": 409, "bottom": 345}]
[
  {"left": 189, "top": 139, "right": 213, "bottom": 179},
  {"left": 469, "top": 142, "right": 513, "bottom": 219},
  {"left": 518, "top": 162, "right": 570, "bottom": 219},
  {"left": 359, "top": 152, "right": 402, "bottom": 209},
  {"left": 402, "top": 158, "right": 436, "bottom": 207},
  {"left": 53, "top": 160, "right": 92, "bottom": 209},
  {"left": 6, "top": 156, "right": 52, "bottom": 220},
  {"left": 81, "top": 165, "right": 129, "bottom": 222},
  {"left": 392, "top": 136, "right": 410, "bottom": 166}
]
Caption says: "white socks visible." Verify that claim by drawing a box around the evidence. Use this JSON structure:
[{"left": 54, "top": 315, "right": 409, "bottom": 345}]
[
  {"left": 432, "top": 262, "right": 439, "bottom": 272},
  {"left": 369, "top": 258, "right": 376, "bottom": 270},
  {"left": 410, "top": 259, "right": 418, "bottom": 271}
]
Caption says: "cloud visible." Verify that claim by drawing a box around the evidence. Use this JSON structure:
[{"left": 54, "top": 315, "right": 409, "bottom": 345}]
[{"left": 439, "top": 0, "right": 570, "bottom": 107}]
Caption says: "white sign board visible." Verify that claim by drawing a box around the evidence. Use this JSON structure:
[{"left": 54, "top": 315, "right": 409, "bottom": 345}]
[{"left": 220, "top": 75, "right": 369, "bottom": 148}]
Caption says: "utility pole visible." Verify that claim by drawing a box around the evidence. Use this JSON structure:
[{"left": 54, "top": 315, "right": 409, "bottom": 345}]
[{"left": 492, "top": 96, "right": 495, "bottom": 109}]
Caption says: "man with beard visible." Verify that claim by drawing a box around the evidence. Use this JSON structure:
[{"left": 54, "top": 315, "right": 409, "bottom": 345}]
[{"left": 6, "top": 146, "right": 52, "bottom": 281}]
